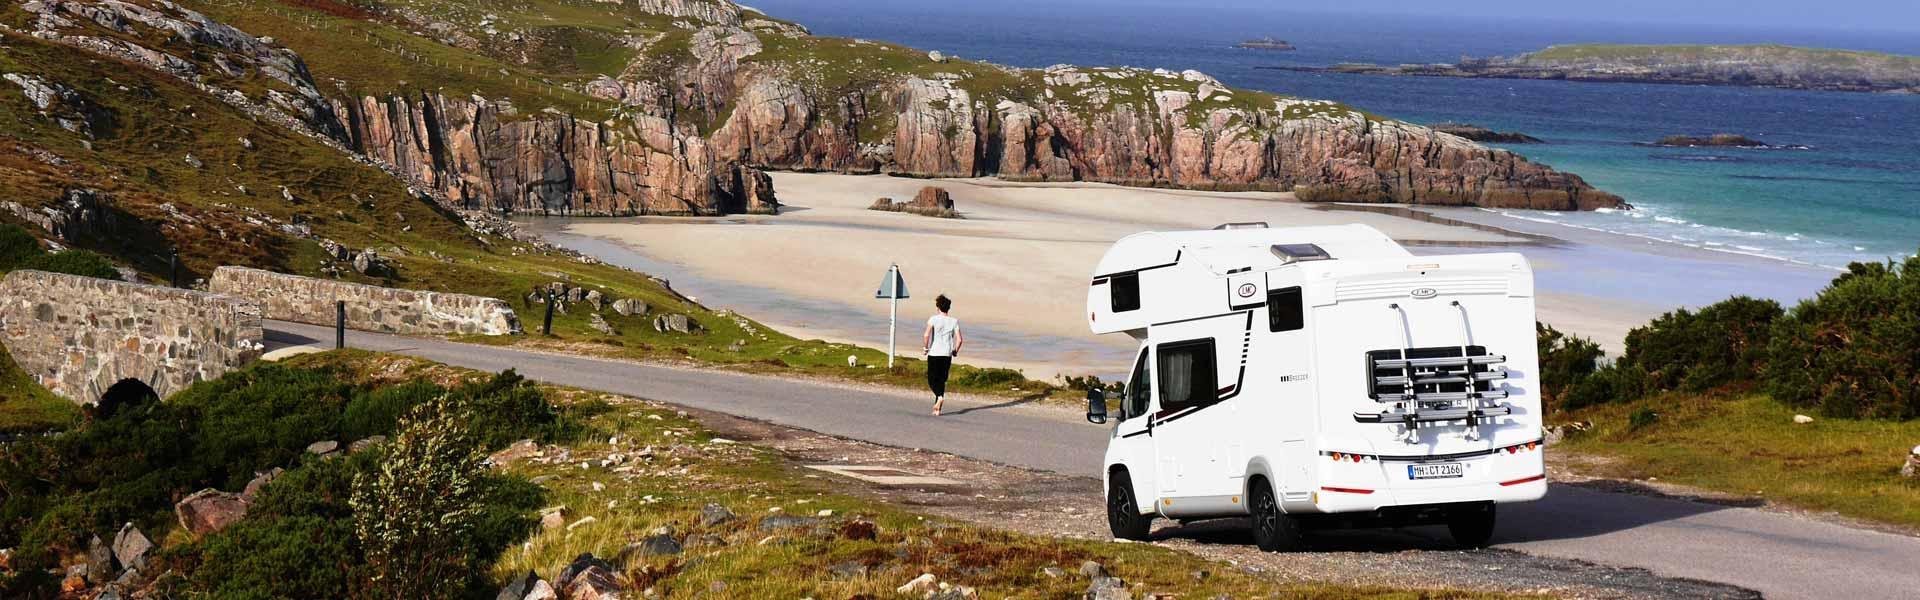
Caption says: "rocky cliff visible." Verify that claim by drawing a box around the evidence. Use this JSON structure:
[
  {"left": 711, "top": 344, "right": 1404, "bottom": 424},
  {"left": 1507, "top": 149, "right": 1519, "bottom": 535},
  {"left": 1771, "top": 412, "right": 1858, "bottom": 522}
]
[{"left": 11, "top": 0, "right": 1623, "bottom": 212}]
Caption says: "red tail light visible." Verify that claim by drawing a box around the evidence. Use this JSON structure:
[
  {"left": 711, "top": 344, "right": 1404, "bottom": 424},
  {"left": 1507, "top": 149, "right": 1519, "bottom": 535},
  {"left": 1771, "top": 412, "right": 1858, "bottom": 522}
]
[
  {"left": 1500, "top": 474, "right": 1546, "bottom": 487},
  {"left": 1320, "top": 486, "right": 1375, "bottom": 495}
]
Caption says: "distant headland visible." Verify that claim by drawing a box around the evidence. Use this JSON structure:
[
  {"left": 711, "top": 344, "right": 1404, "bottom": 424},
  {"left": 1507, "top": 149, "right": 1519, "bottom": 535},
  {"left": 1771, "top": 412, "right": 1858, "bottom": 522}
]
[{"left": 1265, "top": 44, "right": 1920, "bottom": 93}]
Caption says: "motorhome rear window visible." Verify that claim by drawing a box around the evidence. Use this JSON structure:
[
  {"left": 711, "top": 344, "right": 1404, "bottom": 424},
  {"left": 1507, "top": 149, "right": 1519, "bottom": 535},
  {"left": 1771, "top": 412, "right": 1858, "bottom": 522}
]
[
  {"left": 1157, "top": 339, "right": 1218, "bottom": 412},
  {"left": 1267, "top": 287, "right": 1303, "bottom": 332},
  {"left": 1110, "top": 272, "right": 1141, "bottom": 312}
]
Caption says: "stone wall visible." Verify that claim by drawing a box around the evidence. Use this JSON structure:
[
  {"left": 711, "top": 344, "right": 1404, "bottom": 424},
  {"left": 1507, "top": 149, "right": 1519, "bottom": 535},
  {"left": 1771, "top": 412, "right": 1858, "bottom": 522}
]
[
  {"left": 0, "top": 270, "right": 264, "bottom": 404},
  {"left": 210, "top": 267, "right": 522, "bottom": 336}
]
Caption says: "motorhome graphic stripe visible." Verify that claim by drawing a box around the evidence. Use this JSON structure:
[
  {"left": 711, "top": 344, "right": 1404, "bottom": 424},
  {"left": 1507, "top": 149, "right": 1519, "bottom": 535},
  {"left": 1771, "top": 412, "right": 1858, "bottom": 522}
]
[
  {"left": 1154, "top": 313, "right": 1256, "bottom": 428},
  {"left": 1092, "top": 251, "right": 1182, "bottom": 281}
]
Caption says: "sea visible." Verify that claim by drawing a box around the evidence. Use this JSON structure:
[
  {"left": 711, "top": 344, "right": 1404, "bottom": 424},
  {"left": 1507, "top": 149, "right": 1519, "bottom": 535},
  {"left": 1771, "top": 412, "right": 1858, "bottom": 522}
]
[{"left": 745, "top": 1, "right": 1920, "bottom": 270}]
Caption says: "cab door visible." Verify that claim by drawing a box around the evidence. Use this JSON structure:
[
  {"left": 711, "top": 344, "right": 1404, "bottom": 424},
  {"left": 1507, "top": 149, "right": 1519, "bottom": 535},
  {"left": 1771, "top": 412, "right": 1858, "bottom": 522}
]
[{"left": 1111, "top": 345, "right": 1158, "bottom": 510}]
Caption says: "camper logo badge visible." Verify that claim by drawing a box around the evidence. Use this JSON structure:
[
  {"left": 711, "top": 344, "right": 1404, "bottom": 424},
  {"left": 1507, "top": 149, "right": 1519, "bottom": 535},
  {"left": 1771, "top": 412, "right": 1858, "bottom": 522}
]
[
  {"left": 1409, "top": 287, "right": 1439, "bottom": 299},
  {"left": 1237, "top": 283, "right": 1258, "bottom": 298}
]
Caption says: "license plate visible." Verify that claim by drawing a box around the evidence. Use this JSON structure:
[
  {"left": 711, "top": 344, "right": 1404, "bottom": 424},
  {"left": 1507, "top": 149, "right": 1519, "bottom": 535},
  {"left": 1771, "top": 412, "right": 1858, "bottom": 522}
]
[{"left": 1408, "top": 463, "right": 1464, "bottom": 480}]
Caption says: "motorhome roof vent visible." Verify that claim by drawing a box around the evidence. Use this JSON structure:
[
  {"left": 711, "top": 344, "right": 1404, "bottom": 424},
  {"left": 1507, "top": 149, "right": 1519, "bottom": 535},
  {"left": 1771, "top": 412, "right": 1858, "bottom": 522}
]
[
  {"left": 1213, "top": 222, "right": 1269, "bottom": 230},
  {"left": 1271, "top": 243, "right": 1333, "bottom": 264}
]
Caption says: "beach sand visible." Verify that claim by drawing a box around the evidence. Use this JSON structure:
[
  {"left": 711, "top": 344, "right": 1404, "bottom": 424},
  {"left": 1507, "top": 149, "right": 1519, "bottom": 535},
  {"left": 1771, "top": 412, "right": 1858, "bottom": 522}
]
[{"left": 541, "top": 172, "right": 1825, "bottom": 377}]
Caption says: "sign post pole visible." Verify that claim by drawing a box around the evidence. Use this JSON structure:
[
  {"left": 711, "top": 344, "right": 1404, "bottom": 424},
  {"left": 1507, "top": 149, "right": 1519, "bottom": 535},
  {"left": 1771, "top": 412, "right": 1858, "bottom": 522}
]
[
  {"left": 888, "top": 264, "right": 898, "bottom": 368},
  {"left": 875, "top": 264, "right": 910, "bottom": 369}
]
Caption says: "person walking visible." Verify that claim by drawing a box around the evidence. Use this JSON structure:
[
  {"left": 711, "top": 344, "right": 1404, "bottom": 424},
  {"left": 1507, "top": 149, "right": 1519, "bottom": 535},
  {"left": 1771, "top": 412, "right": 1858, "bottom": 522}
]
[{"left": 923, "top": 294, "right": 964, "bottom": 416}]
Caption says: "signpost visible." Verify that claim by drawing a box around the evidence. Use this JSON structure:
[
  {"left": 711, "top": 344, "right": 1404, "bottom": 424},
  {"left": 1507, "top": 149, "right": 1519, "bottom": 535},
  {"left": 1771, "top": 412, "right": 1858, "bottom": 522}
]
[{"left": 874, "top": 264, "right": 910, "bottom": 368}]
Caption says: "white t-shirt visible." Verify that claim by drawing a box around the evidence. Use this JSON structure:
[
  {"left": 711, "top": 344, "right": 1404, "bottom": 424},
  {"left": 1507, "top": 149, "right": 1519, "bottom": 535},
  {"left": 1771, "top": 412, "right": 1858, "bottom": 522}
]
[{"left": 926, "top": 314, "right": 960, "bottom": 357}]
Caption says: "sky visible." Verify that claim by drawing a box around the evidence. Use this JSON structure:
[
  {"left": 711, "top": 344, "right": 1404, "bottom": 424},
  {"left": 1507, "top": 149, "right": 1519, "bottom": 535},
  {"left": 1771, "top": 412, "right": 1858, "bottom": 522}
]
[{"left": 799, "top": 0, "right": 1920, "bottom": 34}]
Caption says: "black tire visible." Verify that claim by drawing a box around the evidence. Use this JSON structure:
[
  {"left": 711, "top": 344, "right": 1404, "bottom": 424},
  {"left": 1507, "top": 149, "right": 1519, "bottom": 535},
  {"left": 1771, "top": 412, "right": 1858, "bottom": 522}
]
[
  {"left": 1106, "top": 470, "right": 1153, "bottom": 541},
  {"left": 1248, "top": 478, "right": 1302, "bottom": 552},
  {"left": 1448, "top": 503, "right": 1497, "bottom": 548}
]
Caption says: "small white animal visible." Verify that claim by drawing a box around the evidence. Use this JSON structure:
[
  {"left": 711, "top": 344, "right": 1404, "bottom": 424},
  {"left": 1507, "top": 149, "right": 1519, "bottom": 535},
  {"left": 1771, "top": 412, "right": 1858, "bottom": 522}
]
[{"left": 847, "top": 355, "right": 858, "bottom": 367}]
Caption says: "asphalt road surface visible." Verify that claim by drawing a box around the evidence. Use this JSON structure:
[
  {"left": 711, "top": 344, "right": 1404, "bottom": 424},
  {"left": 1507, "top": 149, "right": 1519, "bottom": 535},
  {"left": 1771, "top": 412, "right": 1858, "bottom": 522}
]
[{"left": 267, "top": 320, "right": 1915, "bottom": 599}]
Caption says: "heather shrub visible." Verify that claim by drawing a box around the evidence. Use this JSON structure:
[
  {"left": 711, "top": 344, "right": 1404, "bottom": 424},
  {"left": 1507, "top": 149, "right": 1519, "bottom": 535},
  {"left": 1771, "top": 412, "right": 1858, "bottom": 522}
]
[
  {"left": 1619, "top": 296, "right": 1782, "bottom": 393},
  {"left": 1767, "top": 254, "right": 1920, "bottom": 419},
  {"left": 0, "top": 223, "right": 122, "bottom": 279},
  {"left": 1536, "top": 322, "right": 1604, "bottom": 410}
]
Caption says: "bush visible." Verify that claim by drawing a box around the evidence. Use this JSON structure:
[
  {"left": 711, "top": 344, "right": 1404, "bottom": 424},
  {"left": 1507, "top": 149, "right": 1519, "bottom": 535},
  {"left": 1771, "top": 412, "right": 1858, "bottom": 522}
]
[
  {"left": 1628, "top": 407, "right": 1660, "bottom": 431},
  {"left": 452, "top": 370, "right": 568, "bottom": 449},
  {"left": 1537, "top": 322, "right": 1604, "bottom": 409},
  {"left": 21, "top": 249, "right": 122, "bottom": 279},
  {"left": 1767, "top": 254, "right": 1920, "bottom": 419},
  {"left": 352, "top": 396, "right": 493, "bottom": 600},
  {"left": 342, "top": 380, "right": 441, "bottom": 441},
  {"left": 0, "top": 223, "right": 121, "bottom": 279},
  {"left": 1562, "top": 364, "right": 1651, "bottom": 411},
  {"left": 1619, "top": 296, "right": 1782, "bottom": 393}
]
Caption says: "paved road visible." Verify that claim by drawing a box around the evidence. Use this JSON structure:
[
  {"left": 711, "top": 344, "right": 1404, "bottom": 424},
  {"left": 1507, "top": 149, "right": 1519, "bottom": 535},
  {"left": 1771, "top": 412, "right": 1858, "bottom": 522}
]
[{"left": 268, "top": 321, "right": 1914, "bottom": 600}]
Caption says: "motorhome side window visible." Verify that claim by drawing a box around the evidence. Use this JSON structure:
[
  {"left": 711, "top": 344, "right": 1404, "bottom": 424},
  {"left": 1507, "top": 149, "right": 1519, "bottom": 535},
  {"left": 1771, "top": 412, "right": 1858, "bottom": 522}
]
[
  {"left": 1267, "top": 286, "right": 1303, "bottom": 332},
  {"left": 1109, "top": 272, "right": 1141, "bottom": 312},
  {"left": 1156, "top": 339, "right": 1218, "bottom": 412},
  {"left": 1125, "top": 349, "right": 1151, "bottom": 418}
]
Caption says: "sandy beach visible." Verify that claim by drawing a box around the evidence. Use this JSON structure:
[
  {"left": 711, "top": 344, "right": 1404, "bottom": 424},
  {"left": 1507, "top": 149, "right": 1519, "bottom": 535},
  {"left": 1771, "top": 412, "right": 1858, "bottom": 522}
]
[{"left": 534, "top": 172, "right": 1835, "bottom": 378}]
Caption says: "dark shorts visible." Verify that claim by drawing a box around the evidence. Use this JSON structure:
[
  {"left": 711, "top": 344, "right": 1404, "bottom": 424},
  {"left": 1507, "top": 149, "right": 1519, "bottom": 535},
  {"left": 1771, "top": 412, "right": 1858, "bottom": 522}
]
[{"left": 927, "top": 356, "right": 952, "bottom": 397}]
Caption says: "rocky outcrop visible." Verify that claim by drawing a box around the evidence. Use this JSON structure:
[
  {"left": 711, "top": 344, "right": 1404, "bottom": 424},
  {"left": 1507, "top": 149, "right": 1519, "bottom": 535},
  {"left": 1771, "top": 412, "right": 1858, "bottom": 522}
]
[
  {"left": 330, "top": 93, "right": 776, "bottom": 215},
  {"left": 1432, "top": 123, "right": 1543, "bottom": 144},
  {"left": 700, "top": 59, "right": 1623, "bottom": 209}
]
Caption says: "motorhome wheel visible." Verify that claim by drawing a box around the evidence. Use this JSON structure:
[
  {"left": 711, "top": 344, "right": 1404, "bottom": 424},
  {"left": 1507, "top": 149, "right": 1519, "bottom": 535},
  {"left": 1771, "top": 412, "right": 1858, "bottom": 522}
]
[
  {"left": 1447, "top": 504, "right": 1497, "bottom": 548},
  {"left": 1248, "top": 479, "right": 1302, "bottom": 552},
  {"left": 1106, "top": 471, "right": 1152, "bottom": 541}
]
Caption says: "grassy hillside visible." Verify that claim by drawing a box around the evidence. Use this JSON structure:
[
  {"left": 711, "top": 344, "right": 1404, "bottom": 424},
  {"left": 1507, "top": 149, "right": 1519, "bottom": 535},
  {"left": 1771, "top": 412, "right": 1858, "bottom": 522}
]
[
  {"left": 1526, "top": 43, "right": 1920, "bottom": 69},
  {"left": 0, "top": 23, "right": 1054, "bottom": 415}
]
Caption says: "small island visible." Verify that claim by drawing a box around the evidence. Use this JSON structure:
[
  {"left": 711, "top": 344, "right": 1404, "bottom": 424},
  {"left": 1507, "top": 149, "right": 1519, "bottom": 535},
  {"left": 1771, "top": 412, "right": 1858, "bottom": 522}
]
[
  {"left": 1641, "top": 133, "right": 1809, "bottom": 149},
  {"left": 1431, "top": 123, "right": 1543, "bottom": 144},
  {"left": 1236, "top": 37, "right": 1296, "bottom": 51},
  {"left": 1265, "top": 44, "right": 1920, "bottom": 93}
]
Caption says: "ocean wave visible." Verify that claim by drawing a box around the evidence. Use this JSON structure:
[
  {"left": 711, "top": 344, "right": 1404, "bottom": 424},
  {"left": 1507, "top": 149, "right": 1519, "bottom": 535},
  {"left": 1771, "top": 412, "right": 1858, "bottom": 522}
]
[
  {"left": 1651, "top": 154, "right": 1743, "bottom": 162},
  {"left": 1486, "top": 205, "right": 1867, "bottom": 271}
]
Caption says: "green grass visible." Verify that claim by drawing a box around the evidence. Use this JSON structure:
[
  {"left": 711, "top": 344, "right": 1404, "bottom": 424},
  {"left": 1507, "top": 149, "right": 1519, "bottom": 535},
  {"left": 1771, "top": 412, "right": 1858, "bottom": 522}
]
[
  {"left": 296, "top": 351, "right": 1527, "bottom": 600},
  {"left": 1558, "top": 393, "right": 1920, "bottom": 530},
  {"left": 0, "top": 344, "right": 77, "bottom": 434}
]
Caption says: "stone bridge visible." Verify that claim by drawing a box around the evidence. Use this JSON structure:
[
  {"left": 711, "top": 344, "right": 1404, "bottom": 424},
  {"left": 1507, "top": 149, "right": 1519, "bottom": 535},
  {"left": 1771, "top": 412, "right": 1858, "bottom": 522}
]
[{"left": 0, "top": 270, "right": 263, "bottom": 404}]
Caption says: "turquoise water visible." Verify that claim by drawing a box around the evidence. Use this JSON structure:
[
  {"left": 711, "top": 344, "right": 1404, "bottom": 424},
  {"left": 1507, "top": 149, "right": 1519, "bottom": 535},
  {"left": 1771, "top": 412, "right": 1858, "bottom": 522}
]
[{"left": 749, "top": 2, "right": 1920, "bottom": 269}]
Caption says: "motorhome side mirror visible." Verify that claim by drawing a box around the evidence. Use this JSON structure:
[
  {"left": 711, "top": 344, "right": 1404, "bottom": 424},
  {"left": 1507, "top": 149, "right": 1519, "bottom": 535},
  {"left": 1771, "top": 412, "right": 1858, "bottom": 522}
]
[{"left": 1085, "top": 388, "right": 1108, "bottom": 424}]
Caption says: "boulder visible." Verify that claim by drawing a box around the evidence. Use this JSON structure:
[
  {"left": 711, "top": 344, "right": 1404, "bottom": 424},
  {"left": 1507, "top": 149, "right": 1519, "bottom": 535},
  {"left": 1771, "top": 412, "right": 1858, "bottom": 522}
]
[
  {"left": 1079, "top": 560, "right": 1108, "bottom": 578},
  {"left": 931, "top": 585, "right": 980, "bottom": 600},
  {"left": 556, "top": 554, "right": 621, "bottom": 600},
  {"left": 524, "top": 580, "right": 558, "bottom": 600},
  {"left": 928, "top": 50, "right": 947, "bottom": 63},
  {"left": 539, "top": 507, "right": 568, "bottom": 531},
  {"left": 352, "top": 250, "right": 383, "bottom": 276},
  {"left": 490, "top": 439, "right": 541, "bottom": 468},
  {"left": 585, "top": 290, "right": 605, "bottom": 311},
  {"left": 306, "top": 440, "right": 340, "bottom": 455},
  {"left": 700, "top": 503, "right": 736, "bottom": 527},
  {"left": 1087, "top": 576, "right": 1131, "bottom": 600},
  {"left": 241, "top": 467, "right": 284, "bottom": 499},
  {"left": 897, "top": 573, "right": 939, "bottom": 595},
  {"left": 177, "top": 489, "right": 250, "bottom": 536},
  {"left": 112, "top": 524, "right": 152, "bottom": 571},
  {"left": 87, "top": 535, "right": 113, "bottom": 584},
  {"left": 348, "top": 436, "right": 387, "bottom": 453},
  {"left": 496, "top": 570, "right": 542, "bottom": 600},
  {"left": 757, "top": 515, "right": 820, "bottom": 531},
  {"left": 653, "top": 314, "right": 700, "bottom": 334},
  {"left": 617, "top": 534, "right": 683, "bottom": 562},
  {"left": 612, "top": 298, "right": 650, "bottom": 317},
  {"left": 1793, "top": 414, "right": 1815, "bottom": 424},
  {"left": 589, "top": 314, "right": 616, "bottom": 336},
  {"left": 910, "top": 186, "right": 956, "bottom": 211},
  {"left": 1903, "top": 445, "right": 1920, "bottom": 479}
]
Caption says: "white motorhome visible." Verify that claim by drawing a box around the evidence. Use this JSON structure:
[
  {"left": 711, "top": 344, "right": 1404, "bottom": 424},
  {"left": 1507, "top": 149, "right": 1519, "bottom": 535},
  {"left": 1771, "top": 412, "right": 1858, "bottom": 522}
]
[{"left": 1082, "top": 223, "right": 1545, "bottom": 550}]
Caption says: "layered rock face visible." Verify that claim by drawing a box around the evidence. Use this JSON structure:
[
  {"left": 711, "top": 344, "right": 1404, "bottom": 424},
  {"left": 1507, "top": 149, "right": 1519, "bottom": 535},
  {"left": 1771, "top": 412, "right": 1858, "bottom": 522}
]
[{"left": 331, "top": 93, "right": 775, "bottom": 215}]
